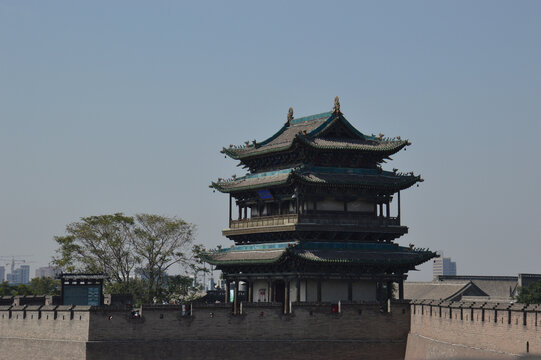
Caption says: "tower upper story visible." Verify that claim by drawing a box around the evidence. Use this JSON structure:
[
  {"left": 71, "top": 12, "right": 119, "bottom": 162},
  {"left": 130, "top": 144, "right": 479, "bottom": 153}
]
[
  {"left": 220, "top": 98, "right": 411, "bottom": 173},
  {"left": 211, "top": 98, "right": 423, "bottom": 245}
]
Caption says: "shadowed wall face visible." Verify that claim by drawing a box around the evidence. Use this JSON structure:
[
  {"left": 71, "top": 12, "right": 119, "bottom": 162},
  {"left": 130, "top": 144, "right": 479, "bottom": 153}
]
[{"left": 0, "top": 302, "right": 410, "bottom": 360}]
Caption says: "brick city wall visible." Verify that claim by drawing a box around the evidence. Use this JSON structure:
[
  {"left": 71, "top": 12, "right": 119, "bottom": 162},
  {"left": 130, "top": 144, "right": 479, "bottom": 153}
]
[
  {"left": 0, "top": 301, "right": 410, "bottom": 360},
  {"left": 0, "top": 304, "right": 90, "bottom": 359},
  {"left": 405, "top": 300, "right": 541, "bottom": 360}
]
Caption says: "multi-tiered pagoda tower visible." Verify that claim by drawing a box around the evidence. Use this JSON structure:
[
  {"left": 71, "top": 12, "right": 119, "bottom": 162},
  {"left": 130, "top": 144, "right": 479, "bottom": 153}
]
[{"left": 203, "top": 98, "right": 436, "bottom": 311}]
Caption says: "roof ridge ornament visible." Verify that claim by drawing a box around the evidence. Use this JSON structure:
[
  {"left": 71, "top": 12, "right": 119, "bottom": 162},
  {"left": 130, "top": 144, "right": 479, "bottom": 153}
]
[
  {"left": 287, "top": 107, "right": 294, "bottom": 125},
  {"left": 333, "top": 96, "right": 341, "bottom": 114}
]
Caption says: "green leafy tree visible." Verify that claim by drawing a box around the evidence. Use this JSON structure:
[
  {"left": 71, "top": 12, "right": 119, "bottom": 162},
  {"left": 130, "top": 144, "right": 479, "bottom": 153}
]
[
  {"left": 190, "top": 244, "right": 210, "bottom": 283},
  {"left": 15, "top": 283, "right": 33, "bottom": 296},
  {"left": 0, "top": 282, "right": 35, "bottom": 296},
  {"left": 133, "top": 214, "right": 196, "bottom": 303},
  {"left": 0, "top": 280, "right": 59, "bottom": 297},
  {"left": 164, "top": 275, "right": 200, "bottom": 302},
  {"left": 52, "top": 213, "right": 201, "bottom": 304},
  {"left": 515, "top": 280, "right": 541, "bottom": 304},
  {"left": 104, "top": 278, "right": 148, "bottom": 306},
  {"left": 29, "top": 277, "right": 60, "bottom": 296},
  {"left": 53, "top": 213, "right": 137, "bottom": 284},
  {"left": 0, "top": 281, "right": 16, "bottom": 296}
]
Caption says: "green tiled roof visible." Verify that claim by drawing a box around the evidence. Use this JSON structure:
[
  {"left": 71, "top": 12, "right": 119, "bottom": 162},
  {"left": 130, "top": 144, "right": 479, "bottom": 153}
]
[
  {"left": 199, "top": 248, "right": 288, "bottom": 265},
  {"left": 210, "top": 166, "right": 422, "bottom": 193},
  {"left": 290, "top": 112, "right": 334, "bottom": 125},
  {"left": 221, "top": 112, "right": 408, "bottom": 160},
  {"left": 297, "top": 137, "right": 409, "bottom": 152},
  {"left": 211, "top": 169, "right": 292, "bottom": 192},
  {"left": 201, "top": 241, "right": 437, "bottom": 267}
]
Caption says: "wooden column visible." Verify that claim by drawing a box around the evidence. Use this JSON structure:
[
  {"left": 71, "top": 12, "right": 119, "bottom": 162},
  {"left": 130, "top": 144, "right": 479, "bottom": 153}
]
[
  {"left": 348, "top": 279, "right": 353, "bottom": 301},
  {"left": 397, "top": 191, "right": 401, "bottom": 223},
  {"left": 295, "top": 188, "right": 299, "bottom": 214},
  {"left": 233, "top": 281, "right": 239, "bottom": 315},
  {"left": 386, "top": 199, "right": 390, "bottom": 218},
  {"left": 386, "top": 281, "right": 393, "bottom": 302},
  {"left": 376, "top": 280, "right": 382, "bottom": 303},
  {"left": 399, "top": 279, "right": 404, "bottom": 300},
  {"left": 317, "top": 278, "right": 322, "bottom": 303},
  {"left": 248, "top": 280, "right": 254, "bottom": 302},
  {"left": 296, "top": 278, "right": 301, "bottom": 302},
  {"left": 238, "top": 204, "right": 242, "bottom": 221},
  {"left": 267, "top": 279, "right": 272, "bottom": 303},
  {"left": 225, "top": 280, "right": 230, "bottom": 303},
  {"left": 284, "top": 279, "right": 290, "bottom": 314},
  {"left": 229, "top": 194, "right": 232, "bottom": 227}
]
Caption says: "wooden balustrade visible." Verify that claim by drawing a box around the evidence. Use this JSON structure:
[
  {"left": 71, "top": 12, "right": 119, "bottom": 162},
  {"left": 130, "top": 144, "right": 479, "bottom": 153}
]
[{"left": 228, "top": 213, "right": 400, "bottom": 229}]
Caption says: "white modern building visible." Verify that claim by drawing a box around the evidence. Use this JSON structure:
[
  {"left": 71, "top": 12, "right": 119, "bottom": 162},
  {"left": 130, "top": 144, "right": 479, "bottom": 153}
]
[
  {"left": 433, "top": 254, "right": 456, "bottom": 280},
  {"left": 35, "top": 266, "right": 59, "bottom": 279}
]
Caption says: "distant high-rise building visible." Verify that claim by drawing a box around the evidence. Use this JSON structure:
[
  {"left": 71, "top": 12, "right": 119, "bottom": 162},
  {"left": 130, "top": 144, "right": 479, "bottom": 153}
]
[
  {"left": 35, "top": 266, "right": 59, "bottom": 279},
  {"left": 20, "top": 265, "right": 30, "bottom": 284},
  {"left": 433, "top": 254, "right": 456, "bottom": 280},
  {"left": 7, "top": 265, "right": 30, "bottom": 285},
  {"left": 0, "top": 266, "right": 5, "bottom": 282}
]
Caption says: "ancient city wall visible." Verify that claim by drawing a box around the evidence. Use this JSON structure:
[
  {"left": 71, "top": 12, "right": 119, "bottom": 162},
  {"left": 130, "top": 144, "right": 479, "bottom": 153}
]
[
  {"left": 405, "top": 300, "right": 541, "bottom": 360},
  {"left": 0, "top": 304, "right": 90, "bottom": 359},
  {"left": 0, "top": 301, "right": 410, "bottom": 360}
]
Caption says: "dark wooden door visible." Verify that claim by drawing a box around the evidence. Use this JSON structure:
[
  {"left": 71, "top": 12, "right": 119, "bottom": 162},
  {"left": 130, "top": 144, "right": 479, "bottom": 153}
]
[{"left": 274, "top": 280, "right": 285, "bottom": 303}]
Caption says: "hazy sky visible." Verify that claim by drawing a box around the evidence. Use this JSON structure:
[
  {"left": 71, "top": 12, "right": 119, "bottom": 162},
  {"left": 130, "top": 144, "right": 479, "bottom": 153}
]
[{"left": 1, "top": 1, "right": 540, "bottom": 281}]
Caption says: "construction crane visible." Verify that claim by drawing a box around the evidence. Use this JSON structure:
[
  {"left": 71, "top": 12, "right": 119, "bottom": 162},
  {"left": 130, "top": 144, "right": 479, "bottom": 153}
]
[{"left": 0, "top": 256, "right": 31, "bottom": 273}]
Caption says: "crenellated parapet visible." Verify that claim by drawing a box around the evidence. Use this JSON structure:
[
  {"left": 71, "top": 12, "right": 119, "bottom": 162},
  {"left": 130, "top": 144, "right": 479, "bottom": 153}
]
[
  {"left": 411, "top": 299, "right": 540, "bottom": 325},
  {"left": 0, "top": 301, "right": 412, "bottom": 359},
  {"left": 1, "top": 301, "right": 410, "bottom": 340},
  {"left": 407, "top": 299, "right": 541, "bottom": 359}
]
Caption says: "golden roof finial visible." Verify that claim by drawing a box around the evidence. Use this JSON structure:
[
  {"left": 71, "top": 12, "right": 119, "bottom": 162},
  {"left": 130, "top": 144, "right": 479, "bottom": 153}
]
[{"left": 333, "top": 96, "right": 341, "bottom": 114}]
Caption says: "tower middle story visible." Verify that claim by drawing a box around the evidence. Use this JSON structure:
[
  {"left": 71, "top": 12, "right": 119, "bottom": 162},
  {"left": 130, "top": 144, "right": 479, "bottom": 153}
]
[{"left": 203, "top": 98, "right": 436, "bottom": 311}]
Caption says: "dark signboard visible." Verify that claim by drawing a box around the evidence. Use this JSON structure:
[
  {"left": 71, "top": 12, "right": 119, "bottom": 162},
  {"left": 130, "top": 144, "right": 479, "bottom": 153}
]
[
  {"left": 63, "top": 285, "right": 101, "bottom": 306},
  {"left": 59, "top": 274, "right": 108, "bottom": 306}
]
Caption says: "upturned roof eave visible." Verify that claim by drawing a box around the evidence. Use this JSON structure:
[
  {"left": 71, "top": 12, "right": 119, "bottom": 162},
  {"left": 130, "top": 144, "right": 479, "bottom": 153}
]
[
  {"left": 210, "top": 171, "right": 423, "bottom": 193},
  {"left": 199, "top": 251, "right": 287, "bottom": 266},
  {"left": 222, "top": 134, "right": 410, "bottom": 163},
  {"left": 292, "top": 173, "right": 423, "bottom": 192},
  {"left": 294, "top": 251, "right": 437, "bottom": 266},
  {"left": 202, "top": 248, "right": 437, "bottom": 266},
  {"left": 222, "top": 142, "right": 294, "bottom": 160},
  {"left": 201, "top": 257, "right": 284, "bottom": 266},
  {"left": 210, "top": 177, "right": 292, "bottom": 193},
  {"left": 295, "top": 136, "right": 409, "bottom": 155},
  {"left": 219, "top": 111, "right": 335, "bottom": 160}
]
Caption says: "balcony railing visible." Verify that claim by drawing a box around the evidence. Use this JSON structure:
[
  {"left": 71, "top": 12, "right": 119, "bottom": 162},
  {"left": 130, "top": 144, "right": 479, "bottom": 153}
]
[
  {"left": 228, "top": 213, "right": 400, "bottom": 229},
  {"left": 229, "top": 214, "right": 299, "bottom": 229},
  {"left": 299, "top": 212, "right": 400, "bottom": 226}
]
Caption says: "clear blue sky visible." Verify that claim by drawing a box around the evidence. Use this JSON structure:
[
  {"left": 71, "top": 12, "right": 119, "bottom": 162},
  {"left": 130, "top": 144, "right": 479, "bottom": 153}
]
[{"left": 1, "top": 1, "right": 540, "bottom": 280}]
